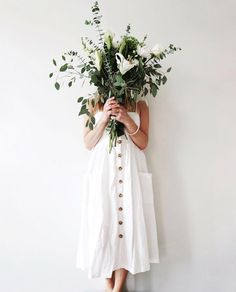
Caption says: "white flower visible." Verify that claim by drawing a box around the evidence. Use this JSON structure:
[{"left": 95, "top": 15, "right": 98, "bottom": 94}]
[
  {"left": 151, "top": 44, "right": 165, "bottom": 57},
  {"left": 137, "top": 45, "right": 151, "bottom": 59},
  {"left": 112, "top": 38, "right": 120, "bottom": 48},
  {"left": 104, "top": 29, "right": 115, "bottom": 39},
  {"left": 94, "top": 50, "right": 102, "bottom": 71},
  {"left": 104, "top": 30, "right": 115, "bottom": 50},
  {"left": 115, "top": 53, "right": 139, "bottom": 75},
  {"left": 118, "top": 38, "right": 127, "bottom": 54}
]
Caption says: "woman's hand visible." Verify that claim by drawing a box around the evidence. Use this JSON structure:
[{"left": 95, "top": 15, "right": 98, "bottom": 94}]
[
  {"left": 100, "top": 96, "right": 118, "bottom": 124},
  {"left": 112, "top": 99, "right": 149, "bottom": 150},
  {"left": 110, "top": 100, "right": 133, "bottom": 125},
  {"left": 83, "top": 96, "right": 116, "bottom": 150}
]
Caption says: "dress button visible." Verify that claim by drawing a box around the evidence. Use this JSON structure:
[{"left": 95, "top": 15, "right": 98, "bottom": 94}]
[
  {"left": 119, "top": 193, "right": 123, "bottom": 197},
  {"left": 118, "top": 207, "right": 123, "bottom": 211},
  {"left": 119, "top": 234, "right": 123, "bottom": 238},
  {"left": 117, "top": 140, "right": 122, "bottom": 144},
  {"left": 118, "top": 220, "right": 123, "bottom": 225},
  {"left": 119, "top": 179, "right": 123, "bottom": 184},
  {"left": 118, "top": 166, "right": 122, "bottom": 171},
  {"left": 118, "top": 153, "right": 122, "bottom": 158}
]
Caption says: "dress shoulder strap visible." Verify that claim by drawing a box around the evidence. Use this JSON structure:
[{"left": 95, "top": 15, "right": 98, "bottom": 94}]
[{"left": 135, "top": 100, "right": 138, "bottom": 113}]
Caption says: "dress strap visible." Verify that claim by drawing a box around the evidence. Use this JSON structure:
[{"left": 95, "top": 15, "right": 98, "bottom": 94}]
[{"left": 135, "top": 101, "right": 138, "bottom": 113}]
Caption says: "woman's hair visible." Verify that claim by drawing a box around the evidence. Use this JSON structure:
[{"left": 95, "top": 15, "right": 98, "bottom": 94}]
[{"left": 92, "top": 94, "right": 137, "bottom": 114}]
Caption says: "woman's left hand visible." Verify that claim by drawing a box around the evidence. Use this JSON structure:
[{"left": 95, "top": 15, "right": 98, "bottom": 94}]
[{"left": 111, "top": 101, "right": 132, "bottom": 126}]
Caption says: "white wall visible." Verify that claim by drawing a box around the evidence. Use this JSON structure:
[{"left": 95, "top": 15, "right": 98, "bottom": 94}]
[{"left": 1, "top": 0, "right": 236, "bottom": 291}]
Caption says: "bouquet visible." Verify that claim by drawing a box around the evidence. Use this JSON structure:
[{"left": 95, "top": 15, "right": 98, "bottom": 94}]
[{"left": 49, "top": 1, "right": 181, "bottom": 153}]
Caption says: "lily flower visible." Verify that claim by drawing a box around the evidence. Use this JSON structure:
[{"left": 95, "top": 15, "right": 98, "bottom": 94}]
[
  {"left": 118, "top": 38, "right": 126, "bottom": 54},
  {"left": 151, "top": 44, "right": 165, "bottom": 57},
  {"left": 137, "top": 45, "right": 152, "bottom": 59},
  {"left": 94, "top": 50, "right": 103, "bottom": 71},
  {"left": 112, "top": 38, "right": 120, "bottom": 48},
  {"left": 104, "top": 30, "right": 115, "bottom": 50},
  {"left": 115, "top": 53, "right": 139, "bottom": 75}
]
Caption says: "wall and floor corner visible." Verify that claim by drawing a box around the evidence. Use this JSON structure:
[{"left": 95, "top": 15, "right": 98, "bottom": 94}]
[{"left": 0, "top": 0, "right": 235, "bottom": 291}]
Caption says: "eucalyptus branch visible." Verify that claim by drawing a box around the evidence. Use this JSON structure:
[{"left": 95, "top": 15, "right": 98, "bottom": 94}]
[{"left": 144, "top": 56, "right": 154, "bottom": 65}]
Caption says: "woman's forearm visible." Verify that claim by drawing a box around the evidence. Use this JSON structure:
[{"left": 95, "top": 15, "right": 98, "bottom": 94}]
[
  {"left": 84, "top": 113, "right": 148, "bottom": 151},
  {"left": 84, "top": 117, "right": 108, "bottom": 150},
  {"left": 124, "top": 117, "right": 148, "bottom": 150}
]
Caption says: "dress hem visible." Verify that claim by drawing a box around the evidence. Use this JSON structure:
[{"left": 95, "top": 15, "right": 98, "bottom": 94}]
[{"left": 76, "top": 259, "right": 160, "bottom": 279}]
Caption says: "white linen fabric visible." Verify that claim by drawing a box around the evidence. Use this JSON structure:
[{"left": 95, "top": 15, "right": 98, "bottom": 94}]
[{"left": 75, "top": 102, "right": 160, "bottom": 279}]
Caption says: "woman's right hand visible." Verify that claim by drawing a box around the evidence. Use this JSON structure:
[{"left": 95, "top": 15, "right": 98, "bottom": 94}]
[{"left": 100, "top": 96, "right": 119, "bottom": 124}]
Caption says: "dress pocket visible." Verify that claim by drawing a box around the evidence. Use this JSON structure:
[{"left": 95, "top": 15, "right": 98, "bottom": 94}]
[{"left": 138, "top": 172, "right": 154, "bottom": 204}]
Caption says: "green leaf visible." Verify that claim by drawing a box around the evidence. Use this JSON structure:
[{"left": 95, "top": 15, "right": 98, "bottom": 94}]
[
  {"left": 167, "top": 67, "right": 172, "bottom": 72},
  {"left": 81, "top": 67, "right": 86, "bottom": 74},
  {"left": 79, "top": 107, "right": 88, "bottom": 116},
  {"left": 154, "top": 63, "right": 162, "bottom": 68},
  {"left": 55, "top": 82, "right": 60, "bottom": 90},
  {"left": 49, "top": 72, "right": 53, "bottom": 78},
  {"left": 162, "top": 76, "right": 167, "bottom": 84},
  {"left": 144, "top": 87, "right": 148, "bottom": 96},
  {"left": 114, "top": 74, "right": 126, "bottom": 87},
  {"left": 62, "top": 55, "right": 66, "bottom": 61},
  {"left": 82, "top": 98, "right": 87, "bottom": 105},
  {"left": 150, "top": 83, "right": 158, "bottom": 97},
  {"left": 89, "top": 122, "right": 93, "bottom": 130},
  {"left": 60, "top": 64, "right": 68, "bottom": 72},
  {"left": 68, "top": 81, "right": 73, "bottom": 87},
  {"left": 53, "top": 59, "right": 57, "bottom": 66},
  {"left": 77, "top": 97, "right": 83, "bottom": 103},
  {"left": 91, "top": 74, "right": 98, "bottom": 84},
  {"left": 91, "top": 116, "right": 95, "bottom": 124}
]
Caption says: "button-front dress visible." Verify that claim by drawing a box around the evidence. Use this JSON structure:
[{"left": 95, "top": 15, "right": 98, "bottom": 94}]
[{"left": 75, "top": 101, "right": 160, "bottom": 279}]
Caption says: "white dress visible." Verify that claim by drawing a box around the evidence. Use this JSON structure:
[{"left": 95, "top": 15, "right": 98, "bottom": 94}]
[{"left": 75, "top": 102, "right": 160, "bottom": 279}]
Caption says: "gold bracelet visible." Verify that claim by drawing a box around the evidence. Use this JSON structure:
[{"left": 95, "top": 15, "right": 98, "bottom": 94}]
[{"left": 126, "top": 125, "right": 140, "bottom": 136}]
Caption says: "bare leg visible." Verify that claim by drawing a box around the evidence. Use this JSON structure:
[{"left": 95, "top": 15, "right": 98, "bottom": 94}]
[
  {"left": 113, "top": 268, "right": 128, "bottom": 292},
  {"left": 105, "top": 271, "right": 115, "bottom": 292}
]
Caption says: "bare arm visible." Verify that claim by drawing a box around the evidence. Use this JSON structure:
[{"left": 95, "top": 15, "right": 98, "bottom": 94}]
[
  {"left": 83, "top": 97, "right": 118, "bottom": 150},
  {"left": 83, "top": 115, "right": 108, "bottom": 151},
  {"left": 123, "top": 101, "right": 149, "bottom": 150}
]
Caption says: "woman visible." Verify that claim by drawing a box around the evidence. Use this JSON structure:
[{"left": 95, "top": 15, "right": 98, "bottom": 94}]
[{"left": 76, "top": 96, "right": 160, "bottom": 292}]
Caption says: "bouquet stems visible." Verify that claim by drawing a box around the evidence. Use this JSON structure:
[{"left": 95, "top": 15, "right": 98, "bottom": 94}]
[{"left": 105, "top": 95, "right": 127, "bottom": 153}]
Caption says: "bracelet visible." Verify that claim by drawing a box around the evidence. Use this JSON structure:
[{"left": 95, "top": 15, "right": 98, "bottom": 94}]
[{"left": 126, "top": 124, "right": 140, "bottom": 136}]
